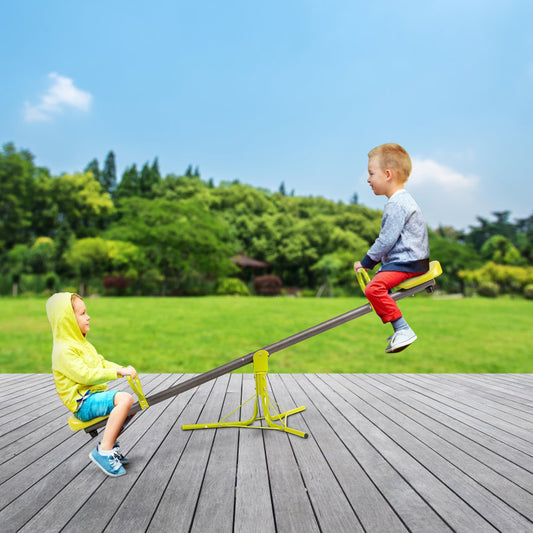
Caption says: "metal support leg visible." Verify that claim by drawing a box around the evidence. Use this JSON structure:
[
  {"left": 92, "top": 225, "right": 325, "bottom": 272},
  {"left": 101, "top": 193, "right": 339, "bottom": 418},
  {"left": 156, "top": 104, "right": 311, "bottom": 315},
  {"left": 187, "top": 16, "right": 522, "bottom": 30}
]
[{"left": 182, "top": 350, "right": 308, "bottom": 438}]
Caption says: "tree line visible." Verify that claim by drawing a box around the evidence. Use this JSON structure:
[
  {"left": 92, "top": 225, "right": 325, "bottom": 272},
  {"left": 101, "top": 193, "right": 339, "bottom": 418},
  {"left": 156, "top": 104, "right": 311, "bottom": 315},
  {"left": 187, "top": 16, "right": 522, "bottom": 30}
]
[{"left": 1, "top": 142, "right": 532, "bottom": 298}]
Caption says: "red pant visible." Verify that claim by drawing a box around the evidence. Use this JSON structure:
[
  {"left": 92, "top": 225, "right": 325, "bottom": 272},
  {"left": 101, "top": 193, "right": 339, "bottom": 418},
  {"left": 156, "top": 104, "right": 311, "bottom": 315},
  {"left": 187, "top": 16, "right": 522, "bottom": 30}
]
[{"left": 365, "top": 270, "right": 424, "bottom": 323}]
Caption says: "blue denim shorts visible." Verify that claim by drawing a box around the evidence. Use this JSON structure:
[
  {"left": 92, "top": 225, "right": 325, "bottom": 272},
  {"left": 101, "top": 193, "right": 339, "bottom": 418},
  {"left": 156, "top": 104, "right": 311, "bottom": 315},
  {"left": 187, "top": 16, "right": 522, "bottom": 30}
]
[{"left": 75, "top": 390, "right": 118, "bottom": 422}]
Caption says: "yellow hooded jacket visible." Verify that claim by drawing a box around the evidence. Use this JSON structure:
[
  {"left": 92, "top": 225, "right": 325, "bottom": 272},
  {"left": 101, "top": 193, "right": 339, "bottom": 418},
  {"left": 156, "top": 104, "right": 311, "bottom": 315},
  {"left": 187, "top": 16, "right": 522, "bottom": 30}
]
[{"left": 46, "top": 292, "right": 120, "bottom": 413}]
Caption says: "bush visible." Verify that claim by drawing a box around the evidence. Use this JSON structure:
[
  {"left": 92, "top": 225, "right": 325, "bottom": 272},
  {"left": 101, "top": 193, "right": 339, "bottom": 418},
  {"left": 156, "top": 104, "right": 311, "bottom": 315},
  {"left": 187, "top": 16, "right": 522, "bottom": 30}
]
[
  {"left": 102, "top": 276, "right": 130, "bottom": 296},
  {"left": 524, "top": 284, "right": 533, "bottom": 300},
  {"left": 253, "top": 275, "right": 282, "bottom": 296},
  {"left": 477, "top": 281, "right": 499, "bottom": 298},
  {"left": 216, "top": 278, "right": 250, "bottom": 296}
]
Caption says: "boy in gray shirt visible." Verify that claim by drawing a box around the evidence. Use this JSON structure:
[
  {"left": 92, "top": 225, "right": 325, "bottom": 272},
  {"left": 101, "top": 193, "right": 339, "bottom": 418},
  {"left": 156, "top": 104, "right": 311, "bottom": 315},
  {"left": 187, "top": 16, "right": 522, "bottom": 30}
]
[{"left": 354, "top": 143, "right": 429, "bottom": 353}]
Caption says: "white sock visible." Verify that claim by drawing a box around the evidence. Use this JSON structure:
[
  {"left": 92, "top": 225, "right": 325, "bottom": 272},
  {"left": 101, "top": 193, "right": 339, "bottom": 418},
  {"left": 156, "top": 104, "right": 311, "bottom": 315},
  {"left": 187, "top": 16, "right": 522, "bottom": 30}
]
[{"left": 98, "top": 445, "right": 114, "bottom": 456}]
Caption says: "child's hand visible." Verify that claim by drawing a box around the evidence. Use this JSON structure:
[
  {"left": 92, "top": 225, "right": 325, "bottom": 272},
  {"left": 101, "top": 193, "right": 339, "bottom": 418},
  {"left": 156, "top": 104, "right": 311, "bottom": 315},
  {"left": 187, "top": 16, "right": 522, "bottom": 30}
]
[
  {"left": 118, "top": 366, "right": 137, "bottom": 379},
  {"left": 353, "top": 261, "right": 363, "bottom": 272}
]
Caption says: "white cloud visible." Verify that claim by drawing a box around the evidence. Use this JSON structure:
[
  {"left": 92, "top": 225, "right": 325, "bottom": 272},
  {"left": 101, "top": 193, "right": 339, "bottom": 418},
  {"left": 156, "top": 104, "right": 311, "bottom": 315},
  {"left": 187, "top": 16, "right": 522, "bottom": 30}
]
[
  {"left": 405, "top": 157, "right": 483, "bottom": 229},
  {"left": 411, "top": 157, "right": 479, "bottom": 190},
  {"left": 24, "top": 73, "right": 93, "bottom": 122}
]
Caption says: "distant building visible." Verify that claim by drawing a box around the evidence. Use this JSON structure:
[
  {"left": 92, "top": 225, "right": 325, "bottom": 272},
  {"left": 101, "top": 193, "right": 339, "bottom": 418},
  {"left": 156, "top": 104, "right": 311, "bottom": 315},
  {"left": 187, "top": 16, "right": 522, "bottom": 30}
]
[
  {"left": 230, "top": 253, "right": 269, "bottom": 269},
  {"left": 230, "top": 253, "right": 270, "bottom": 282}
]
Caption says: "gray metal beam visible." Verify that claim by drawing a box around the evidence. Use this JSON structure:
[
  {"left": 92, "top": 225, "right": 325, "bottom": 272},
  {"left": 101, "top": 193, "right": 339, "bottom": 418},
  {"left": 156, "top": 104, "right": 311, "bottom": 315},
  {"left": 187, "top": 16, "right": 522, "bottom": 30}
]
[{"left": 84, "top": 279, "right": 436, "bottom": 434}]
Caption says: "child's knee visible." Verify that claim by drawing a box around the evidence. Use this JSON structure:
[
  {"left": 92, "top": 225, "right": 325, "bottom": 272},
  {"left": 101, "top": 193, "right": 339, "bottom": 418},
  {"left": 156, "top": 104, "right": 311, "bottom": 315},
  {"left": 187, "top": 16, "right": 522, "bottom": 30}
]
[
  {"left": 115, "top": 391, "right": 134, "bottom": 409},
  {"left": 365, "top": 281, "right": 381, "bottom": 299}
]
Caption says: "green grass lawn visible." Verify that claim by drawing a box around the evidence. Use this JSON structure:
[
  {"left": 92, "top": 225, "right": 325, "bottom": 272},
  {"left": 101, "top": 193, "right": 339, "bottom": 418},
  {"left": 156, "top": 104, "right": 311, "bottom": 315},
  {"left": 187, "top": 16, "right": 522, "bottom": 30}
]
[{"left": 1, "top": 295, "right": 532, "bottom": 374}]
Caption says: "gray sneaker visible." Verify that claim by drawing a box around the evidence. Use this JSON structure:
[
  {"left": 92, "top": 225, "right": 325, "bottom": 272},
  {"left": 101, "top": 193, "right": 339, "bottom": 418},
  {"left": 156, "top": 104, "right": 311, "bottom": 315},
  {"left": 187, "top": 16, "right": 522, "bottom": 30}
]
[
  {"left": 386, "top": 329, "right": 417, "bottom": 353},
  {"left": 89, "top": 447, "right": 126, "bottom": 477}
]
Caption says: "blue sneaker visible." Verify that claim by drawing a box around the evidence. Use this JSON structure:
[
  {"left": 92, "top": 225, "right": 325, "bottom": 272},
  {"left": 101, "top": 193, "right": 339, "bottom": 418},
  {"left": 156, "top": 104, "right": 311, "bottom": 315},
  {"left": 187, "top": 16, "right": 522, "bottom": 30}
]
[
  {"left": 89, "top": 447, "right": 126, "bottom": 477},
  {"left": 113, "top": 442, "right": 129, "bottom": 464},
  {"left": 98, "top": 441, "right": 129, "bottom": 464}
]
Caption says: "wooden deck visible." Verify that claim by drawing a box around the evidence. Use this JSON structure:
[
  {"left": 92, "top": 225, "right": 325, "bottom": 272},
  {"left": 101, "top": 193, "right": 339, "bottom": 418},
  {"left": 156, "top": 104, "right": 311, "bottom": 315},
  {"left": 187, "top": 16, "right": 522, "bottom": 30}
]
[{"left": 1, "top": 373, "right": 532, "bottom": 533}]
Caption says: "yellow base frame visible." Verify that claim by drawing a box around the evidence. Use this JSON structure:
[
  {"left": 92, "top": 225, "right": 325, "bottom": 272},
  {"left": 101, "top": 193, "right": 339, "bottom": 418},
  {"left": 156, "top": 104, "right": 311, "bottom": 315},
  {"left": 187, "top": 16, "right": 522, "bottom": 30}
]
[{"left": 182, "top": 350, "right": 308, "bottom": 438}]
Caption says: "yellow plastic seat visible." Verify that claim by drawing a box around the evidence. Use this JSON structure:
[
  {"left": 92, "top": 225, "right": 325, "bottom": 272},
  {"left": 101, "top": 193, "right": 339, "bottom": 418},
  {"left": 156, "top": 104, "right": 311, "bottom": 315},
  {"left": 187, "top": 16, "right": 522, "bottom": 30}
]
[
  {"left": 395, "top": 260, "right": 442, "bottom": 290},
  {"left": 68, "top": 414, "right": 109, "bottom": 432}
]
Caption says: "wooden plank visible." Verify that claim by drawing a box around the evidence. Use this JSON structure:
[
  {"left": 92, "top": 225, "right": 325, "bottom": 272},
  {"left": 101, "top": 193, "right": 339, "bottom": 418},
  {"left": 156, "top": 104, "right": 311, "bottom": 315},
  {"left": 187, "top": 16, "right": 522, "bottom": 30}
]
[
  {"left": 362, "top": 375, "right": 533, "bottom": 486},
  {"left": 388, "top": 375, "right": 533, "bottom": 453},
  {"left": 145, "top": 374, "right": 233, "bottom": 532},
  {"left": 262, "top": 375, "right": 321, "bottom": 533},
  {"left": 339, "top": 374, "right": 533, "bottom": 530},
  {"left": 0, "top": 377, "right": 54, "bottom": 410},
  {"left": 408, "top": 374, "right": 533, "bottom": 427},
  {"left": 300, "top": 374, "right": 453, "bottom": 533},
  {"left": 317, "top": 374, "right": 499, "bottom": 532},
  {"left": 272, "top": 373, "right": 366, "bottom": 532},
  {"left": 403, "top": 373, "right": 533, "bottom": 423},
  {"left": 233, "top": 373, "right": 276, "bottom": 533},
  {"left": 434, "top": 374, "right": 533, "bottom": 420},
  {"left": 270, "top": 373, "right": 394, "bottom": 532},
  {"left": 339, "top": 374, "right": 533, "bottom": 528},
  {"left": 462, "top": 374, "right": 533, "bottom": 401},
  {"left": 0, "top": 374, "right": 50, "bottom": 397},
  {"left": 190, "top": 373, "right": 242, "bottom": 533}
]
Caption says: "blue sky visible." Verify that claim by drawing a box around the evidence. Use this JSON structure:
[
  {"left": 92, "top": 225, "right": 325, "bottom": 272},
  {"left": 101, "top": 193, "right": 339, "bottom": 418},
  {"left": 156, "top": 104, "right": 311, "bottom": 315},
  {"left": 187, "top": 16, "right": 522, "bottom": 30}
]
[{"left": 2, "top": 0, "right": 532, "bottom": 230}]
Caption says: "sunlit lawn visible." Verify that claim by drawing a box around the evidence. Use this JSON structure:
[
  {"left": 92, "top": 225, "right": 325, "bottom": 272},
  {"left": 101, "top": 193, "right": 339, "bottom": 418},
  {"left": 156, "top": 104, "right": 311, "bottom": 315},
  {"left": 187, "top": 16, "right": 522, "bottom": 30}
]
[{"left": 1, "top": 295, "right": 532, "bottom": 374}]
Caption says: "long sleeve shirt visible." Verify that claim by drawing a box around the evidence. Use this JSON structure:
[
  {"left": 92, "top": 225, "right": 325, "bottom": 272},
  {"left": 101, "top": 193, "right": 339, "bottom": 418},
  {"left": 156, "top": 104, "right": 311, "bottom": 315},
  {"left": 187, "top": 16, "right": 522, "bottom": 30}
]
[{"left": 361, "top": 189, "right": 430, "bottom": 273}]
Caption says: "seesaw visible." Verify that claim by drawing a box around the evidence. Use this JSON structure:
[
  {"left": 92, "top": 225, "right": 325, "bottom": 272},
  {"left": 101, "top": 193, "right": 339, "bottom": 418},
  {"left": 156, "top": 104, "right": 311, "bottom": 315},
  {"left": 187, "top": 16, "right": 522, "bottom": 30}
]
[{"left": 73, "top": 260, "right": 442, "bottom": 439}]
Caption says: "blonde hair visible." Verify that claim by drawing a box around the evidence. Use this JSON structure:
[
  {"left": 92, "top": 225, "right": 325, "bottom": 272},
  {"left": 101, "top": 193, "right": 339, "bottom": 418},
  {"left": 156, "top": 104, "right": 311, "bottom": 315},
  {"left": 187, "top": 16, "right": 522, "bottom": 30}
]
[
  {"left": 71, "top": 293, "right": 83, "bottom": 307},
  {"left": 368, "top": 143, "right": 412, "bottom": 182}
]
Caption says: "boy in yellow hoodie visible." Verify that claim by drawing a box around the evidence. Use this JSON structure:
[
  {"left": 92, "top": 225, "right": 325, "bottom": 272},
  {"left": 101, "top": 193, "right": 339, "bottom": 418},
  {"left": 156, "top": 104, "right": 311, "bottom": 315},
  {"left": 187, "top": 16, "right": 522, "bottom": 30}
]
[{"left": 47, "top": 292, "right": 137, "bottom": 477}]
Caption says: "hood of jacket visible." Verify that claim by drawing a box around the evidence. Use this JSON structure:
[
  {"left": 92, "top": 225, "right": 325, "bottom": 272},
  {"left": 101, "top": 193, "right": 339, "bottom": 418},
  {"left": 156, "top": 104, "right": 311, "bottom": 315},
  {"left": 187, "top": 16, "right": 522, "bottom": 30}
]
[{"left": 46, "top": 292, "right": 85, "bottom": 346}]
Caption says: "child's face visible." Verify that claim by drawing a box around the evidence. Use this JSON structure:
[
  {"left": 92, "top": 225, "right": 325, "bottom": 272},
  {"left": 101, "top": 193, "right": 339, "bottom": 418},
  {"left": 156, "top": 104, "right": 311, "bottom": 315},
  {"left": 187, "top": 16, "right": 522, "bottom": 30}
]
[
  {"left": 72, "top": 297, "right": 90, "bottom": 336},
  {"left": 367, "top": 157, "right": 390, "bottom": 196}
]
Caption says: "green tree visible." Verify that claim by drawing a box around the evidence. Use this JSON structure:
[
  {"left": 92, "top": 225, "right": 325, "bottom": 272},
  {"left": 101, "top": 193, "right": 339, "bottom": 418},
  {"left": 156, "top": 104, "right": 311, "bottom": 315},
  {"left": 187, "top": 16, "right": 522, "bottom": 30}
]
[
  {"left": 102, "top": 151, "right": 117, "bottom": 195},
  {"left": 84, "top": 158, "right": 101, "bottom": 183},
  {"left": 428, "top": 234, "right": 482, "bottom": 293},
  {"left": 154, "top": 174, "right": 211, "bottom": 202},
  {"left": 514, "top": 213, "right": 533, "bottom": 264},
  {"left": 139, "top": 159, "right": 161, "bottom": 198},
  {"left": 4, "top": 244, "right": 31, "bottom": 296},
  {"left": 0, "top": 143, "right": 37, "bottom": 251},
  {"left": 151, "top": 157, "right": 161, "bottom": 181},
  {"left": 106, "top": 239, "right": 144, "bottom": 279},
  {"left": 53, "top": 220, "right": 75, "bottom": 278},
  {"left": 107, "top": 198, "right": 236, "bottom": 295},
  {"left": 53, "top": 171, "right": 115, "bottom": 237},
  {"left": 184, "top": 165, "right": 200, "bottom": 178},
  {"left": 115, "top": 164, "right": 140, "bottom": 200},
  {"left": 481, "top": 235, "right": 526, "bottom": 266},
  {"left": 64, "top": 237, "right": 110, "bottom": 296},
  {"left": 313, "top": 253, "right": 345, "bottom": 296},
  {"left": 466, "top": 211, "right": 518, "bottom": 252},
  {"left": 29, "top": 237, "right": 56, "bottom": 274},
  {"left": 31, "top": 168, "right": 58, "bottom": 239}
]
